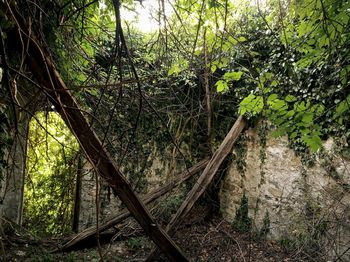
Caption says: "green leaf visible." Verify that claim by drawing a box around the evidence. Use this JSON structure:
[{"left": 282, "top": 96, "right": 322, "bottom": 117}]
[
  {"left": 271, "top": 128, "right": 286, "bottom": 137},
  {"left": 228, "top": 36, "right": 238, "bottom": 44},
  {"left": 302, "top": 112, "right": 313, "bottom": 123},
  {"left": 216, "top": 80, "right": 229, "bottom": 93},
  {"left": 238, "top": 36, "right": 247, "bottom": 42},
  {"left": 269, "top": 99, "right": 287, "bottom": 111},
  {"left": 302, "top": 134, "right": 322, "bottom": 152},
  {"left": 285, "top": 95, "right": 297, "bottom": 102},
  {"left": 168, "top": 64, "right": 180, "bottom": 76},
  {"left": 290, "top": 132, "right": 298, "bottom": 139},
  {"left": 239, "top": 94, "right": 264, "bottom": 116},
  {"left": 285, "top": 110, "right": 295, "bottom": 118},
  {"left": 271, "top": 80, "right": 278, "bottom": 87},
  {"left": 336, "top": 99, "right": 350, "bottom": 115},
  {"left": 223, "top": 71, "right": 243, "bottom": 81},
  {"left": 267, "top": 94, "right": 278, "bottom": 102}
]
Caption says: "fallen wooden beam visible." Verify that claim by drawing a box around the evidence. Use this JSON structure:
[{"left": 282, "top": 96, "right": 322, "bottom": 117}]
[
  {"left": 59, "top": 159, "right": 209, "bottom": 250},
  {"left": 146, "top": 116, "right": 246, "bottom": 261},
  {"left": 2, "top": 2, "right": 188, "bottom": 261}
]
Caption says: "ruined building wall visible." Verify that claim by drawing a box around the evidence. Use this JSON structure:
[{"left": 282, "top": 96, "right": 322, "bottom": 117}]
[{"left": 220, "top": 128, "right": 350, "bottom": 260}]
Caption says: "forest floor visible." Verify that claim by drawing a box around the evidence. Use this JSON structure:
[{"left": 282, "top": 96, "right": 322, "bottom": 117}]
[{"left": 3, "top": 214, "right": 318, "bottom": 262}]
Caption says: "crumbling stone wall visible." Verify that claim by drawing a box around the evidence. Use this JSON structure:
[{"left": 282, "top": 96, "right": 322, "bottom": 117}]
[{"left": 220, "top": 128, "right": 350, "bottom": 260}]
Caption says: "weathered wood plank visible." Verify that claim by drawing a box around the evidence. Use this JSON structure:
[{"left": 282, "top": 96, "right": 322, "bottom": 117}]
[
  {"left": 59, "top": 159, "right": 209, "bottom": 250},
  {"left": 146, "top": 116, "right": 246, "bottom": 260}
]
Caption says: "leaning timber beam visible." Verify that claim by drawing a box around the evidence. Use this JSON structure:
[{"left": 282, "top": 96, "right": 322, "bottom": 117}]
[
  {"left": 59, "top": 159, "right": 209, "bottom": 251},
  {"left": 1, "top": 2, "right": 188, "bottom": 261},
  {"left": 146, "top": 116, "right": 246, "bottom": 261}
]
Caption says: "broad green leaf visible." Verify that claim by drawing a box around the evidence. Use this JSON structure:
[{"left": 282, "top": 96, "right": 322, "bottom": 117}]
[
  {"left": 290, "top": 132, "right": 298, "bottom": 139},
  {"left": 335, "top": 95, "right": 350, "bottom": 115},
  {"left": 269, "top": 99, "right": 287, "bottom": 111},
  {"left": 228, "top": 36, "right": 238, "bottom": 44}
]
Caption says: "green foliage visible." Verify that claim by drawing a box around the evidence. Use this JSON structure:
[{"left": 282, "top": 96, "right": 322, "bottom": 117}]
[
  {"left": 233, "top": 194, "right": 252, "bottom": 232},
  {"left": 239, "top": 94, "right": 264, "bottom": 116},
  {"left": 234, "top": 136, "right": 247, "bottom": 173},
  {"left": 158, "top": 194, "right": 184, "bottom": 222},
  {"left": 216, "top": 71, "right": 243, "bottom": 92},
  {"left": 24, "top": 112, "right": 79, "bottom": 236},
  {"left": 127, "top": 236, "right": 146, "bottom": 250},
  {"left": 258, "top": 211, "right": 270, "bottom": 239}
]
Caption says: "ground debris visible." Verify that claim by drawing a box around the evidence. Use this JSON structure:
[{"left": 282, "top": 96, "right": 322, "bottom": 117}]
[{"left": 3, "top": 214, "right": 315, "bottom": 262}]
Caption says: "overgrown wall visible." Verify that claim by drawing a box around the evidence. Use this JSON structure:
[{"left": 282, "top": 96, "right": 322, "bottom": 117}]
[
  {"left": 220, "top": 128, "right": 350, "bottom": 260},
  {"left": 78, "top": 145, "right": 188, "bottom": 229}
]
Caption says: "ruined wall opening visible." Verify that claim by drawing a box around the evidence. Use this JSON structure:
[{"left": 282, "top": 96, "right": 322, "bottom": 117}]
[{"left": 23, "top": 111, "right": 81, "bottom": 237}]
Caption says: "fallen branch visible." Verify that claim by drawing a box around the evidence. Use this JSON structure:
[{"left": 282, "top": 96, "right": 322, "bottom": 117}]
[
  {"left": 59, "top": 159, "right": 209, "bottom": 251},
  {"left": 146, "top": 116, "right": 246, "bottom": 261}
]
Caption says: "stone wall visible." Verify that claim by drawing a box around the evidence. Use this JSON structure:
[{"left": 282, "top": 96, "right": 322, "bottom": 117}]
[{"left": 219, "top": 128, "right": 350, "bottom": 260}]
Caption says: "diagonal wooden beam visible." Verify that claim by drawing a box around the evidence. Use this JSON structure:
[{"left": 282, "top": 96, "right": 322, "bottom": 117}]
[
  {"left": 1, "top": 1, "right": 188, "bottom": 260},
  {"left": 59, "top": 159, "right": 209, "bottom": 251},
  {"left": 146, "top": 116, "right": 246, "bottom": 261}
]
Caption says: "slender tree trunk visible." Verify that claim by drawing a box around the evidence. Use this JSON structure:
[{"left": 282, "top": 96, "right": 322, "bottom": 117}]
[
  {"left": 203, "top": 29, "right": 213, "bottom": 153},
  {"left": 72, "top": 152, "right": 83, "bottom": 233}
]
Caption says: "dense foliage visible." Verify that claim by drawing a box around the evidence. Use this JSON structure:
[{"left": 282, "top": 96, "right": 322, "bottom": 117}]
[{"left": 23, "top": 112, "right": 79, "bottom": 236}]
